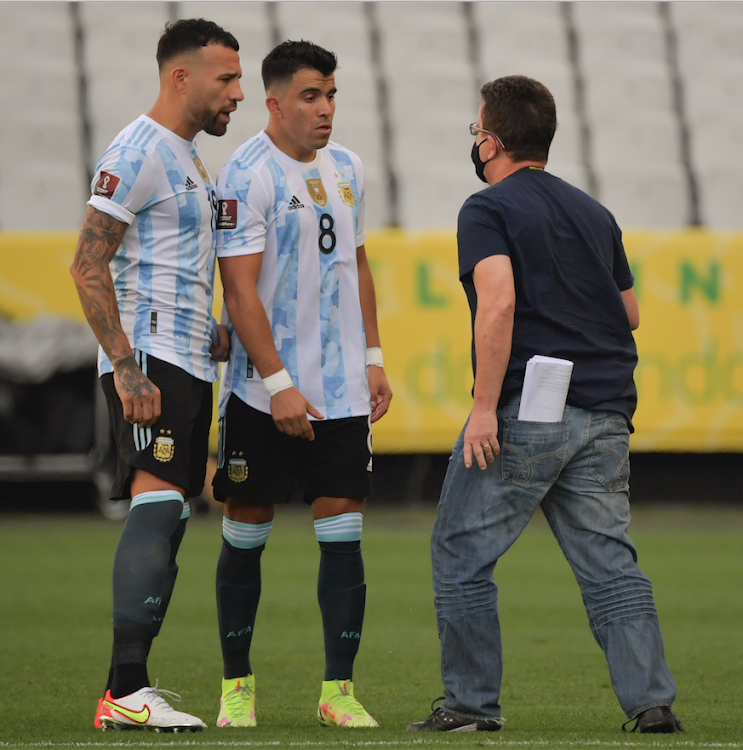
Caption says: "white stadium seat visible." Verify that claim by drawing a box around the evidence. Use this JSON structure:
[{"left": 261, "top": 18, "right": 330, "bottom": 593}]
[
  {"left": 81, "top": 2, "right": 168, "bottom": 167},
  {"left": 0, "top": 2, "right": 86, "bottom": 229},
  {"left": 599, "top": 165, "right": 688, "bottom": 229},
  {"left": 376, "top": 2, "right": 477, "bottom": 228},
  {"left": 573, "top": 2, "right": 687, "bottom": 227},
  {"left": 671, "top": 3, "right": 743, "bottom": 227}
]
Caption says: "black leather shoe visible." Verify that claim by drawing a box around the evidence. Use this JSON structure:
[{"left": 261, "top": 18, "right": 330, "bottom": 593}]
[
  {"left": 407, "top": 699, "right": 504, "bottom": 732},
  {"left": 623, "top": 706, "right": 685, "bottom": 733}
]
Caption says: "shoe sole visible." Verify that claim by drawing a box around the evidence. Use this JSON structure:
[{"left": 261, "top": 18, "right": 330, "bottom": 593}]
[{"left": 100, "top": 718, "right": 204, "bottom": 733}]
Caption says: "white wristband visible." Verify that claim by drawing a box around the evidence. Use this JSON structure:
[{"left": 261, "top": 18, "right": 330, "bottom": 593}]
[
  {"left": 366, "top": 347, "right": 384, "bottom": 368},
  {"left": 263, "top": 368, "right": 294, "bottom": 398}
]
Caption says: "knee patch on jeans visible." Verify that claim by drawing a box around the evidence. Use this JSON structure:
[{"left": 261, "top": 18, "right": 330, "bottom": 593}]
[{"left": 314, "top": 512, "right": 363, "bottom": 543}]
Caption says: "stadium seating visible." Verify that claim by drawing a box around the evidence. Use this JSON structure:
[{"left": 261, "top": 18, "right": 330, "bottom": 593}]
[
  {"left": 0, "top": 3, "right": 86, "bottom": 229},
  {"left": 0, "top": 1, "right": 740, "bottom": 230},
  {"left": 574, "top": 2, "right": 689, "bottom": 227},
  {"left": 274, "top": 2, "right": 389, "bottom": 228},
  {"left": 474, "top": 2, "right": 588, "bottom": 191},
  {"left": 175, "top": 2, "right": 274, "bottom": 183},
  {"left": 672, "top": 2, "right": 743, "bottom": 227},
  {"left": 376, "top": 2, "right": 480, "bottom": 228},
  {"left": 81, "top": 2, "right": 169, "bottom": 170}
]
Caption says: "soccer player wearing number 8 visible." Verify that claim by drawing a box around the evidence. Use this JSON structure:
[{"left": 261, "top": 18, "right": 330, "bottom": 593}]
[{"left": 213, "top": 41, "right": 392, "bottom": 728}]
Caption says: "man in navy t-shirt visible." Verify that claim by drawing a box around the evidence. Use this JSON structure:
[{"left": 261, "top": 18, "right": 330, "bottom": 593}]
[{"left": 408, "top": 76, "right": 683, "bottom": 735}]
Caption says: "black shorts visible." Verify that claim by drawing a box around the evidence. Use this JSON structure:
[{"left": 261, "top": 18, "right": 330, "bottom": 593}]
[
  {"left": 212, "top": 394, "right": 372, "bottom": 506},
  {"left": 101, "top": 351, "right": 213, "bottom": 500}
]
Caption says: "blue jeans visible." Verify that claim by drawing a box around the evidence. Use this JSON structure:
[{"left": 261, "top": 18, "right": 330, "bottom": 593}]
[{"left": 431, "top": 400, "right": 676, "bottom": 720}]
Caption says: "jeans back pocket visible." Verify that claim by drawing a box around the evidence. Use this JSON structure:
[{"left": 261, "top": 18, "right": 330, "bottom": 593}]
[
  {"left": 501, "top": 418, "right": 570, "bottom": 488},
  {"left": 588, "top": 418, "right": 630, "bottom": 492}
]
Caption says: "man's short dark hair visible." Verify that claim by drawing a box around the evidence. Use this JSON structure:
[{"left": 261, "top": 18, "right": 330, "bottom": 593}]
[
  {"left": 480, "top": 76, "right": 557, "bottom": 162},
  {"left": 156, "top": 19, "right": 239, "bottom": 70},
  {"left": 261, "top": 40, "right": 337, "bottom": 91}
]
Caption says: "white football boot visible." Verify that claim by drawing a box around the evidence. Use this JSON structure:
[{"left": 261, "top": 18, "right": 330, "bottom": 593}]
[{"left": 101, "top": 684, "right": 206, "bottom": 732}]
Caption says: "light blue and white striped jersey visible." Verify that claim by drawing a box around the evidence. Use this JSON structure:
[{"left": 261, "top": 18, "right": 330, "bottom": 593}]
[
  {"left": 216, "top": 131, "right": 370, "bottom": 420},
  {"left": 89, "top": 115, "right": 219, "bottom": 383}
]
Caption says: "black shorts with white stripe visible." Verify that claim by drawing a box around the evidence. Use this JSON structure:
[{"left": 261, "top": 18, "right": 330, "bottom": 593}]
[
  {"left": 100, "top": 351, "right": 213, "bottom": 499},
  {"left": 212, "top": 394, "right": 373, "bottom": 506}
]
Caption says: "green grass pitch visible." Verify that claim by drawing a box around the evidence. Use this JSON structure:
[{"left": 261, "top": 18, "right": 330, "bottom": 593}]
[{"left": 0, "top": 504, "right": 741, "bottom": 750}]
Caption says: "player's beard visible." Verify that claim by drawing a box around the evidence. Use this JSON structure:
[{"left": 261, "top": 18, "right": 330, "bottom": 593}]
[
  {"left": 200, "top": 108, "right": 227, "bottom": 137},
  {"left": 191, "top": 100, "right": 228, "bottom": 137}
]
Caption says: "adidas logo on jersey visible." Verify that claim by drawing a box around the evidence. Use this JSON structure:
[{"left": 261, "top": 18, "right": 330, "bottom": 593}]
[
  {"left": 185, "top": 177, "right": 198, "bottom": 191},
  {"left": 288, "top": 195, "right": 305, "bottom": 210}
]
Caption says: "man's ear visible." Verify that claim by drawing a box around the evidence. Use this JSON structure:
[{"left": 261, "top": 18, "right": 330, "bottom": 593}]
[
  {"left": 484, "top": 135, "right": 499, "bottom": 163},
  {"left": 170, "top": 65, "right": 188, "bottom": 94},
  {"left": 266, "top": 94, "right": 281, "bottom": 117}
]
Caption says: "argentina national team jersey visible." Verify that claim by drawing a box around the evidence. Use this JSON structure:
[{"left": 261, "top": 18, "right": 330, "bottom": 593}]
[
  {"left": 216, "top": 131, "right": 370, "bottom": 420},
  {"left": 88, "top": 115, "right": 219, "bottom": 383}
]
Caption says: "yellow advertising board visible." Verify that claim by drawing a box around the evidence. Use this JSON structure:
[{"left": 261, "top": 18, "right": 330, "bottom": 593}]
[{"left": 2, "top": 229, "right": 742, "bottom": 452}]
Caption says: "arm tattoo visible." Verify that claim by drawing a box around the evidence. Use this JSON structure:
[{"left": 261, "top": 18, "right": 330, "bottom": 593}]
[{"left": 71, "top": 206, "right": 133, "bottom": 369}]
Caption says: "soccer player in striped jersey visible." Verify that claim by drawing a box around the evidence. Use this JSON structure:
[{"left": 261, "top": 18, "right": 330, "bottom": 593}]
[
  {"left": 70, "top": 19, "right": 242, "bottom": 732},
  {"left": 212, "top": 41, "right": 392, "bottom": 728}
]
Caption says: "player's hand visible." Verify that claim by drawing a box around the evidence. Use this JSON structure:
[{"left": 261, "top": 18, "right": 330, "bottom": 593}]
[
  {"left": 463, "top": 407, "right": 499, "bottom": 470},
  {"left": 270, "top": 387, "right": 325, "bottom": 440},
  {"left": 368, "top": 365, "right": 392, "bottom": 423},
  {"left": 210, "top": 324, "right": 230, "bottom": 362},
  {"left": 113, "top": 356, "right": 161, "bottom": 428}
]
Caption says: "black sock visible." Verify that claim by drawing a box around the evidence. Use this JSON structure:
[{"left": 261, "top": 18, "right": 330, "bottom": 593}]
[
  {"left": 111, "top": 622, "right": 151, "bottom": 698},
  {"left": 110, "top": 498, "right": 182, "bottom": 698},
  {"left": 317, "top": 540, "right": 366, "bottom": 681},
  {"left": 216, "top": 540, "right": 263, "bottom": 679},
  {"left": 104, "top": 518, "right": 187, "bottom": 695},
  {"left": 150, "top": 518, "right": 188, "bottom": 639}
]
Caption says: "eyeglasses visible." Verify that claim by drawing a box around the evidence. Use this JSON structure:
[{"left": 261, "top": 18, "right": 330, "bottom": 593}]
[{"left": 469, "top": 123, "right": 506, "bottom": 151}]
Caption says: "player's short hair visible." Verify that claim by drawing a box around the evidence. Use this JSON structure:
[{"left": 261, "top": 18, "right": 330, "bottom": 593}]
[
  {"left": 261, "top": 40, "right": 338, "bottom": 92},
  {"left": 156, "top": 19, "right": 239, "bottom": 70},
  {"left": 480, "top": 76, "right": 556, "bottom": 162}
]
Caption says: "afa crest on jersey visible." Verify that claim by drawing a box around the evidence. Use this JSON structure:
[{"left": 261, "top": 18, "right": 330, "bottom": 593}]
[
  {"left": 192, "top": 156, "right": 210, "bottom": 183},
  {"left": 153, "top": 432, "right": 175, "bottom": 462},
  {"left": 337, "top": 182, "right": 356, "bottom": 207},
  {"left": 306, "top": 178, "right": 328, "bottom": 207}
]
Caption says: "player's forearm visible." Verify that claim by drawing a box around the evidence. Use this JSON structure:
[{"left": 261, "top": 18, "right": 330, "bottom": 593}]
[
  {"left": 70, "top": 207, "right": 132, "bottom": 369},
  {"left": 357, "top": 247, "right": 381, "bottom": 349},
  {"left": 223, "top": 284, "right": 285, "bottom": 378},
  {"left": 472, "top": 303, "right": 514, "bottom": 413}
]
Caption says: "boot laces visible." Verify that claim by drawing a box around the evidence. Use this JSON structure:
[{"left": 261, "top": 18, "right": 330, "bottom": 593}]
[
  {"left": 224, "top": 680, "right": 253, "bottom": 718},
  {"left": 329, "top": 680, "right": 366, "bottom": 717},
  {"left": 142, "top": 680, "right": 182, "bottom": 713}
]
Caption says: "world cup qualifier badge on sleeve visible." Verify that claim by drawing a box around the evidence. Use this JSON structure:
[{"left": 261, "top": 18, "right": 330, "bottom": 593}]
[
  {"left": 94, "top": 172, "right": 120, "bottom": 199},
  {"left": 217, "top": 200, "right": 237, "bottom": 230}
]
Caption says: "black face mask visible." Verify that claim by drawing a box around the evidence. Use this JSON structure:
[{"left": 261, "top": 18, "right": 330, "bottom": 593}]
[{"left": 471, "top": 139, "right": 489, "bottom": 183}]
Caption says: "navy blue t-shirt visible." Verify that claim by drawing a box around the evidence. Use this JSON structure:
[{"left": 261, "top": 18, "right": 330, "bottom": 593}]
[{"left": 458, "top": 167, "right": 638, "bottom": 427}]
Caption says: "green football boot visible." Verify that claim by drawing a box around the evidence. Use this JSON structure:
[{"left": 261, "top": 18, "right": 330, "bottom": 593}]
[
  {"left": 216, "top": 675, "right": 256, "bottom": 727},
  {"left": 317, "top": 679, "right": 379, "bottom": 728}
]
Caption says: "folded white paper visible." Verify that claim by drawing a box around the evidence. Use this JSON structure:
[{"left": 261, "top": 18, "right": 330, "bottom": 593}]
[{"left": 518, "top": 355, "right": 574, "bottom": 422}]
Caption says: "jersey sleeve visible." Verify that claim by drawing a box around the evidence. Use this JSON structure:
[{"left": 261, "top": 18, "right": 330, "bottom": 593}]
[
  {"left": 457, "top": 194, "right": 510, "bottom": 279},
  {"left": 216, "top": 161, "right": 272, "bottom": 258},
  {"left": 87, "top": 145, "right": 158, "bottom": 225}
]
